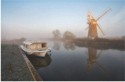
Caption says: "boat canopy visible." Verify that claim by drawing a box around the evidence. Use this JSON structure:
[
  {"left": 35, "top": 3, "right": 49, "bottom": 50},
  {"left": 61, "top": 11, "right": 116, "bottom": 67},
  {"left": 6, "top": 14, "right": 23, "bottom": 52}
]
[{"left": 23, "top": 41, "right": 46, "bottom": 45}]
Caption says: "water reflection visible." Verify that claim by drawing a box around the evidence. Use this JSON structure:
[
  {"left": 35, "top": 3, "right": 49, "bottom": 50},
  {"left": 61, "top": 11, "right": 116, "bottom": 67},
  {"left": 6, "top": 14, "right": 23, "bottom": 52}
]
[
  {"left": 86, "top": 47, "right": 109, "bottom": 77},
  {"left": 53, "top": 40, "right": 76, "bottom": 50},
  {"left": 53, "top": 40, "right": 61, "bottom": 50},
  {"left": 63, "top": 40, "right": 75, "bottom": 50},
  {"left": 32, "top": 40, "right": 124, "bottom": 81},
  {"left": 87, "top": 48, "right": 97, "bottom": 70},
  {"left": 28, "top": 54, "right": 52, "bottom": 69}
]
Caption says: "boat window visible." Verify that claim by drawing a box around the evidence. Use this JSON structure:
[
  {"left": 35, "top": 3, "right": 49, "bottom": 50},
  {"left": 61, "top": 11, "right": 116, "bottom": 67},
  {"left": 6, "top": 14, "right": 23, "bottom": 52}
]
[
  {"left": 29, "top": 43, "right": 41, "bottom": 50},
  {"left": 42, "top": 43, "right": 46, "bottom": 47},
  {"left": 37, "top": 43, "right": 41, "bottom": 49},
  {"left": 28, "top": 43, "right": 47, "bottom": 50}
]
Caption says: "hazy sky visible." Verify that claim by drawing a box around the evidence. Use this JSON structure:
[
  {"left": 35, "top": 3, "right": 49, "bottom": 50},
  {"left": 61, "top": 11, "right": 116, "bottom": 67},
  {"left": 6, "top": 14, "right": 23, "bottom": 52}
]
[{"left": 1, "top": 0, "right": 125, "bottom": 40}]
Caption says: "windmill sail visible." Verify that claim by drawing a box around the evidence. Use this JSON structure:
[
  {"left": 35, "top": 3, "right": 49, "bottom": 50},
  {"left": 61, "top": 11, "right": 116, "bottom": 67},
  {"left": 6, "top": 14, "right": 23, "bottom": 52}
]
[
  {"left": 86, "top": 8, "right": 111, "bottom": 39},
  {"left": 97, "top": 24, "right": 105, "bottom": 35},
  {"left": 96, "top": 8, "right": 111, "bottom": 21}
]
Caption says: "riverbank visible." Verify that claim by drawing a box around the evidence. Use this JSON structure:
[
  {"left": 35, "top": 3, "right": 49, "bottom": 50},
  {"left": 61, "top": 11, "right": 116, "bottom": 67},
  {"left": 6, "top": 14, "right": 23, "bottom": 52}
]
[
  {"left": 75, "top": 38, "right": 124, "bottom": 50},
  {"left": 1, "top": 44, "right": 42, "bottom": 81}
]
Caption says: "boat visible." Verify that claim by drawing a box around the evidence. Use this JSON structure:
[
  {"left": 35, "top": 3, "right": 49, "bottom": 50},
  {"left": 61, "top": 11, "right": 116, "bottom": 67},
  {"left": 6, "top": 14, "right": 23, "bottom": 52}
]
[{"left": 20, "top": 41, "right": 51, "bottom": 57}]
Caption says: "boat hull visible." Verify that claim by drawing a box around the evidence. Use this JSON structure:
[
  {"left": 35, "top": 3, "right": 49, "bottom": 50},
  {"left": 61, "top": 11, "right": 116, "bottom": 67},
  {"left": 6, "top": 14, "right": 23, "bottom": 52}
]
[
  {"left": 20, "top": 45, "right": 50, "bottom": 57},
  {"left": 32, "top": 52, "right": 47, "bottom": 57}
]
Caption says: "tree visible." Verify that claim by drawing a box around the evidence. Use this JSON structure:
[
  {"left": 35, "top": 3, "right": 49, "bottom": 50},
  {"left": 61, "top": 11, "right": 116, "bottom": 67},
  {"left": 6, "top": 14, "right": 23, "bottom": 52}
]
[
  {"left": 63, "top": 31, "right": 76, "bottom": 40},
  {"left": 52, "top": 29, "right": 61, "bottom": 40}
]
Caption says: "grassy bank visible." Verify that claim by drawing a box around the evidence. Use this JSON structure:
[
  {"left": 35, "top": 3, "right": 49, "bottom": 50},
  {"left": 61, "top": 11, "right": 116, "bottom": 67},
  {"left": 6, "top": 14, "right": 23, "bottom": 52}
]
[
  {"left": 1, "top": 44, "right": 33, "bottom": 81},
  {"left": 75, "top": 38, "right": 124, "bottom": 50}
]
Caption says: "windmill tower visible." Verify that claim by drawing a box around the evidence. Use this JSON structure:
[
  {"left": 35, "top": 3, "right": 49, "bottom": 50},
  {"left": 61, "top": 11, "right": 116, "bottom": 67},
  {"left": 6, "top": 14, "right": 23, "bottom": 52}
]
[{"left": 87, "top": 8, "right": 111, "bottom": 39}]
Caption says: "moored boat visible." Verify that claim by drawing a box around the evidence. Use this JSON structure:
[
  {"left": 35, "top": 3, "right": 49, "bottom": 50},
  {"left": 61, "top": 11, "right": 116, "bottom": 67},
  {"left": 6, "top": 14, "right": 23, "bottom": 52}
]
[{"left": 20, "top": 41, "right": 51, "bottom": 57}]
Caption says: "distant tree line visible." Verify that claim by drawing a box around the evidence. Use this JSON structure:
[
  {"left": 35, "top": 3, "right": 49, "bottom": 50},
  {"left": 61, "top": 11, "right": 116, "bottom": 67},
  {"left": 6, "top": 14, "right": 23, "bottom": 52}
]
[{"left": 52, "top": 29, "right": 76, "bottom": 41}]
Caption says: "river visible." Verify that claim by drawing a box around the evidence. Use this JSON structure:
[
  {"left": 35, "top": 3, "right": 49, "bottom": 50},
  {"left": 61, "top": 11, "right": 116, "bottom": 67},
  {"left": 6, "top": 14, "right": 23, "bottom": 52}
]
[{"left": 28, "top": 40, "right": 125, "bottom": 81}]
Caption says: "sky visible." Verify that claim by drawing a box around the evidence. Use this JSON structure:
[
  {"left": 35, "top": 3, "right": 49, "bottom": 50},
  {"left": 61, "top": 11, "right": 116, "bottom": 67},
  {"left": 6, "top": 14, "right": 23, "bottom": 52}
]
[{"left": 1, "top": 0, "right": 125, "bottom": 40}]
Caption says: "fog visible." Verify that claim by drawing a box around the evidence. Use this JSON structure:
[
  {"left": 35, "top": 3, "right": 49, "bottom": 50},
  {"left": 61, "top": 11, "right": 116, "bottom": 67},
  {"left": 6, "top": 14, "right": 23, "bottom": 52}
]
[{"left": 1, "top": 0, "right": 124, "bottom": 40}]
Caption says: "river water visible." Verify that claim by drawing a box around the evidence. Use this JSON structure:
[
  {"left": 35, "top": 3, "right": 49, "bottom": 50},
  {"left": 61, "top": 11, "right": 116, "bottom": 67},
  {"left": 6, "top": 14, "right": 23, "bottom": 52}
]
[{"left": 28, "top": 40, "right": 125, "bottom": 81}]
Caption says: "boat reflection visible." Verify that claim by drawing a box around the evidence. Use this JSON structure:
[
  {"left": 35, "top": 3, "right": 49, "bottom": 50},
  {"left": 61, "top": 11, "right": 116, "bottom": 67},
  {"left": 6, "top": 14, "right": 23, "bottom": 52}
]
[
  {"left": 63, "top": 40, "right": 75, "bottom": 50},
  {"left": 27, "top": 54, "right": 52, "bottom": 69}
]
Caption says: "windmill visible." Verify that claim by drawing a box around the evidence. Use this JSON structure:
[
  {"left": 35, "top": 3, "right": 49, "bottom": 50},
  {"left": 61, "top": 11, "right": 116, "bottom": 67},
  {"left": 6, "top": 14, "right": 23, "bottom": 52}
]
[{"left": 87, "top": 8, "right": 111, "bottom": 39}]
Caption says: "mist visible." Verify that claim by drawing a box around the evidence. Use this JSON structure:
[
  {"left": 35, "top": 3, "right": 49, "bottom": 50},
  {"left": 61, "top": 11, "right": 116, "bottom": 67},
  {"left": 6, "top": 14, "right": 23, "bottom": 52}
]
[{"left": 1, "top": 0, "right": 124, "bottom": 40}]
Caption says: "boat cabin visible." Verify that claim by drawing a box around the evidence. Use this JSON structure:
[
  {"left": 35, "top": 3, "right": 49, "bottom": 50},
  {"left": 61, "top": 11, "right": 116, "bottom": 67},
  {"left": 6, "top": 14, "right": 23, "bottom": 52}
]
[{"left": 23, "top": 41, "right": 47, "bottom": 50}]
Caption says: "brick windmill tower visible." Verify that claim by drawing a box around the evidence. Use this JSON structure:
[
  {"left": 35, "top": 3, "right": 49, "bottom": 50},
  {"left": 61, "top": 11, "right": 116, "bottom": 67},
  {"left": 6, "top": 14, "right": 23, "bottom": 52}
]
[{"left": 87, "top": 8, "right": 111, "bottom": 39}]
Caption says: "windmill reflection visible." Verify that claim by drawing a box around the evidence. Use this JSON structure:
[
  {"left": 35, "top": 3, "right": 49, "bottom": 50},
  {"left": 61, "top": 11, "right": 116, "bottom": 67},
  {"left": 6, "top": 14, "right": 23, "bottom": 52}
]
[
  {"left": 28, "top": 54, "right": 52, "bottom": 69},
  {"left": 86, "top": 48, "right": 109, "bottom": 75},
  {"left": 63, "top": 40, "right": 75, "bottom": 50},
  {"left": 87, "top": 48, "right": 97, "bottom": 70}
]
